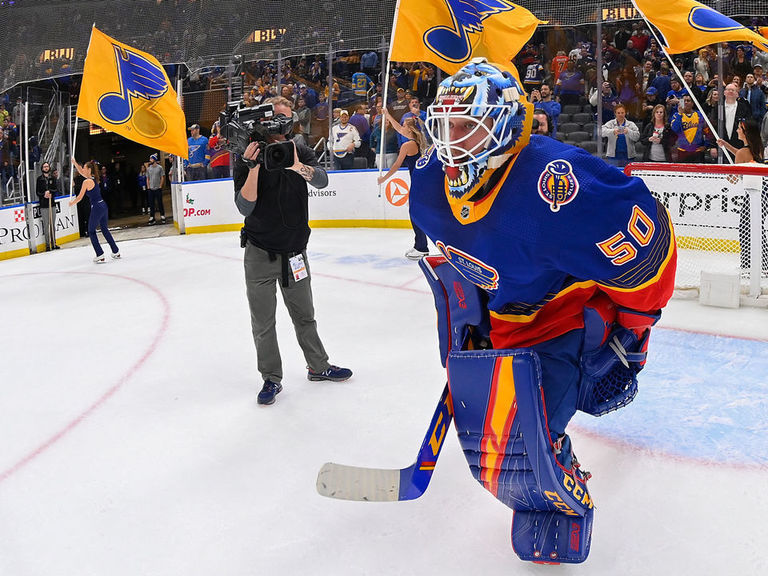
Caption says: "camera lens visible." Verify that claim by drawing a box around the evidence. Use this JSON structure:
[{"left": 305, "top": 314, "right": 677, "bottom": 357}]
[{"left": 269, "top": 147, "right": 288, "bottom": 164}]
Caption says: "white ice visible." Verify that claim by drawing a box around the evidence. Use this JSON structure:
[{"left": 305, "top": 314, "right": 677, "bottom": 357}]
[{"left": 1, "top": 228, "right": 766, "bottom": 576}]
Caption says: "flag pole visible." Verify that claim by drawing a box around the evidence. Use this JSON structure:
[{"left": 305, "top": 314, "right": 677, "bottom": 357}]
[
  {"left": 377, "top": 0, "right": 403, "bottom": 198},
  {"left": 632, "top": 4, "right": 733, "bottom": 164},
  {"left": 69, "top": 24, "right": 96, "bottom": 208}
]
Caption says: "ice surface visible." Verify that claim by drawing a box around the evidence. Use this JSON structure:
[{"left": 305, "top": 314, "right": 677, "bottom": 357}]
[{"left": 1, "top": 229, "right": 766, "bottom": 575}]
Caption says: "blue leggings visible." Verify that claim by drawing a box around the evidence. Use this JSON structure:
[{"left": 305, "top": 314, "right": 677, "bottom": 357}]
[
  {"left": 412, "top": 223, "right": 428, "bottom": 252},
  {"left": 529, "top": 328, "right": 583, "bottom": 438},
  {"left": 88, "top": 201, "right": 119, "bottom": 256}
]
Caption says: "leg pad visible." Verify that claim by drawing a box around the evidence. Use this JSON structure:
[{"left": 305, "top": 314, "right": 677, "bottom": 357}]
[{"left": 512, "top": 508, "right": 594, "bottom": 564}]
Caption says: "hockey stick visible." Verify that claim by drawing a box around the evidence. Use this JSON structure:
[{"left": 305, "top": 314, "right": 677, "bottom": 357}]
[{"left": 316, "top": 383, "right": 453, "bottom": 502}]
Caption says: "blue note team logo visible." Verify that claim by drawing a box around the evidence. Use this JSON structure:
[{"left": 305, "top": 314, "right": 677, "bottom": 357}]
[
  {"left": 537, "top": 159, "right": 579, "bottom": 212},
  {"left": 424, "top": 0, "right": 516, "bottom": 64},
  {"left": 435, "top": 241, "right": 499, "bottom": 291},
  {"left": 688, "top": 6, "right": 747, "bottom": 33},
  {"left": 98, "top": 44, "right": 169, "bottom": 138},
  {"left": 687, "top": 7, "right": 768, "bottom": 52},
  {"left": 415, "top": 145, "right": 435, "bottom": 169}
]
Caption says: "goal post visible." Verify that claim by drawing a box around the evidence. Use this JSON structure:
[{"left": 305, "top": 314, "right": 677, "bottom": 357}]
[{"left": 625, "top": 162, "right": 768, "bottom": 302}]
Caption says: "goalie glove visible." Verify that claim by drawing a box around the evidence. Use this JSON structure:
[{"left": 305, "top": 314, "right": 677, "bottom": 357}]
[
  {"left": 578, "top": 308, "right": 661, "bottom": 416},
  {"left": 615, "top": 307, "right": 661, "bottom": 369}
]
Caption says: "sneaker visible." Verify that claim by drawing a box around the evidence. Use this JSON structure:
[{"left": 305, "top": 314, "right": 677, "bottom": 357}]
[
  {"left": 111, "top": 252, "right": 121, "bottom": 259},
  {"left": 307, "top": 365, "right": 353, "bottom": 382},
  {"left": 148, "top": 218, "right": 156, "bottom": 226},
  {"left": 405, "top": 248, "right": 428, "bottom": 261},
  {"left": 93, "top": 254, "right": 106, "bottom": 263},
  {"left": 160, "top": 215, "right": 166, "bottom": 224},
  {"left": 257, "top": 380, "right": 283, "bottom": 405}
]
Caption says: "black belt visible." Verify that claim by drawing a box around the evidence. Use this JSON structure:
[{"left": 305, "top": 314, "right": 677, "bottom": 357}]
[{"left": 267, "top": 250, "right": 302, "bottom": 287}]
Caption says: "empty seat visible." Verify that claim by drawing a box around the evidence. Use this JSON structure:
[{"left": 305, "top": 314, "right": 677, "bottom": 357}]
[
  {"left": 555, "top": 132, "right": 567, "bottom": 142},
  {"left": 556, "top": 112, "right": 570, "bottom": 124},
  {"left": 583, "top": 104, "right": 594, "bottom": 114},
  {"left": 559, "top": 122, "right": 580, "bottom": 135},
  {"left": 562, "top": 104, "right": 582, "bottom": 115},
  {"left": 352, "top": 157, "right": 369, "bottom": 170},
  {"left": 579, "top": 141, "right": 598, "bottom": 154},
  {"left": 568, "top": 131, "right": 591, "bottom": 143},
  {"left": 563, "top": 140, "right": 578, "bottom": 148},
  {"left": 572, "top": 112, "right": 592, "bottom": 124},
  {"left": 582, "top": 122, "right": 596, "bottom": 135}
]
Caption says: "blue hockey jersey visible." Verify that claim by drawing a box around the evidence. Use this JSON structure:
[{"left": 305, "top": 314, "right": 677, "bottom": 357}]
[{"left": 409, "top": 135, "right": 677, "bottom": 348}]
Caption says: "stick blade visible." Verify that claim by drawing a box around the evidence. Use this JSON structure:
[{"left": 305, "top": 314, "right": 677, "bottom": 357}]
[{"left": 316, "top": 462, "right": 403, "bottom": 502}]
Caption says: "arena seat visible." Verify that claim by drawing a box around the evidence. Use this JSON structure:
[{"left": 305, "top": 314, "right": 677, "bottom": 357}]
[
  {"left": 572, "top": 112, "right": 592, "bottom": 125},
  {"left": 559, "top": 122, "right": 580, "bottom": 135},
  {"left": 352, "top": 157, "right": 369, "bottom": 170},
  {"left": 562, "top": 104, "right": 582, "bottom": 115},
  {"left": 568, "top": 131, "right": 591, "bottom": 143}
]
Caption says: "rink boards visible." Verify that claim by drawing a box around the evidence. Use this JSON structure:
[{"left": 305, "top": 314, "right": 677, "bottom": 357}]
[
  {"left": 0, "top": 197, "right": 80, "bottom": 260},
  {"left": 177, "top": 168, "right": 414, "bottom": 234}
]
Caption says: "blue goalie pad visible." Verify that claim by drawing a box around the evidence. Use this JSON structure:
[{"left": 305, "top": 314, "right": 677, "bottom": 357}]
[
  {"left": 447, "top": 349, "right": 594, "bottom": 563},
  {"left": 512, "top": 508, "right": 594, "bottom": 564},
  {"left": 418, "top": 256, "right": 490, "bottom": 367}
]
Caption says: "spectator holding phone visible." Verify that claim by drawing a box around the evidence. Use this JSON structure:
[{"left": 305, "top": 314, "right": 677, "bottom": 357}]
[{"left": 601, "top": 103, "right": 640, "bottom": 167}]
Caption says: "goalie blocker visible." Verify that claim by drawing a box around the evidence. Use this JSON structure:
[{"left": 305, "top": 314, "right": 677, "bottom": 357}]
[{"left": 420, "top": 256, "right": 657, "bottom": 564}]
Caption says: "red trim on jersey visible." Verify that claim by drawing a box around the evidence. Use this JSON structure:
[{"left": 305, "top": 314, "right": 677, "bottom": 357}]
[{"left": 490, "top": 239, "right": 676, "bottom": 349}]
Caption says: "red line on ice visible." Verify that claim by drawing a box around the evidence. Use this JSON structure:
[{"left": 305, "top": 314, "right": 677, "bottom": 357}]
[{"left": 0, "top": 271, "right": 170, "bottom": 485}]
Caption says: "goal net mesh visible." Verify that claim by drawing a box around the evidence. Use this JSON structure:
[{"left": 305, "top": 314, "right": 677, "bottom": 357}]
[{"left": 627, "top": 164, "right": 768, "bottom": 294}]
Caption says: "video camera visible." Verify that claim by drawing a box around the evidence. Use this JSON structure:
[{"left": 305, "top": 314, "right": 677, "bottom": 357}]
[{"left": 218, "top": 102, "right": 295, "bottom": 170}]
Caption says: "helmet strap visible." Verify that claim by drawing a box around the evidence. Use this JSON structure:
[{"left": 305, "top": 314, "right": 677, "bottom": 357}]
[{"left": 488, "top": 154, "right": 512, "bottom": 169}]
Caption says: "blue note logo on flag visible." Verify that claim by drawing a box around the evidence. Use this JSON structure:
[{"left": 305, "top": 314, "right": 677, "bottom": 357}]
[
  {"left": 632, "top": 0, "right": 768, "bottom": 55},
  {"left": 78, "top": 27, "right": 188, "bottom": 157},
  {"left": 97, "top": 45, "right": 169, "bottom": 138},
  {"left": 688, "top": 6, "right": 743, "bottom": 33},
  {"left": 424, "top": 0, "right": 516, "bottom": 64}
]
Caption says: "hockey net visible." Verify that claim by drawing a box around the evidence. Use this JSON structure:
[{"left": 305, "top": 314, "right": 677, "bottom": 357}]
[{"left": 625, "top": 162, "right": 768, "bottom": 300}]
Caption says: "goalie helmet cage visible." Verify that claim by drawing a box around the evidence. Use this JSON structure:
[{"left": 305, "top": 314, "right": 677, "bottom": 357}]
[
  {"left": 4, "top": 0, "right": 768, "bottom": 92},
  {"left": 625, "top": 162, "right": 768, "bottom": 305}
]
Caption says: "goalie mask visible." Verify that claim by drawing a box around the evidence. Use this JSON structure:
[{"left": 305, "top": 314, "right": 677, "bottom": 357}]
[{"left": 425, "top": 59, "right": 533, "bottom": 199}]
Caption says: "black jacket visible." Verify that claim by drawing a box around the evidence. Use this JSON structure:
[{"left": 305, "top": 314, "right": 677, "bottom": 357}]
[
  {"left": 640, "top": 122, "right": 675, "bottom": 161},
  {"left": 233, "top": 142, "right": 327, "bottom": 254},
  {"left": 707, "top": 98, "right": 752, "bottom": 150},
  {"left": 36, "top": 173, "right": 58, "bottom": 205}
]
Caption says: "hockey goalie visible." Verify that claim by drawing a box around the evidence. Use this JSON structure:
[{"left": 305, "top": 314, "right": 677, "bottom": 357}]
[{"left": 408, "top": 59, "right": 677, "bottom": 564}]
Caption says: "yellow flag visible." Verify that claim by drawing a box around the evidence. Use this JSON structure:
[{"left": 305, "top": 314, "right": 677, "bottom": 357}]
[
  {"left": 78, "top": 27, "right": 188, "bottom": 158},
  {"left": 632, "top": 0, "right": 768, "bottom": 55},
  {"left": 390, "top": 0, "right": 546, "bottom": 75}
]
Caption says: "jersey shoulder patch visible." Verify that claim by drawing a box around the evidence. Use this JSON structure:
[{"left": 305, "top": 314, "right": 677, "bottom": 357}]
[{"left": 536, "top": 159, "right": 580, "bottom": 212}]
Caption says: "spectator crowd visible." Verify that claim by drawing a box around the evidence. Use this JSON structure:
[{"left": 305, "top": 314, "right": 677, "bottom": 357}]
[
  {"left": 6, "top": 14, "right": 768, "bottom": 202},
  {"left": 177, "top": 18, "right": 768, "bottom": 181}
]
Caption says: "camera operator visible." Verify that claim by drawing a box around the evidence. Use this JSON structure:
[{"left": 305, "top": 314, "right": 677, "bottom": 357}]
[{"left": 234, "top": 97, "right": 352, "bottom": 406}]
